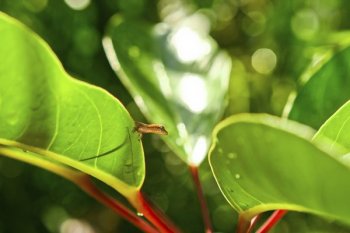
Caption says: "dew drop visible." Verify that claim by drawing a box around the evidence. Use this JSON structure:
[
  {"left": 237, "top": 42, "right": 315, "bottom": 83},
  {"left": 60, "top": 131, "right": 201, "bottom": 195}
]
[
  {"left": 218, "top": 148, "right": 223, "bottom": 153},
  {"left": 137, "top": 212, "right": 144, "bottom": 217},
  {"left": 227, "top": 153, "right": 237, "bottom": 159},
  {"left": 235, "top": 174, "right": 240, "bottom": 179}
]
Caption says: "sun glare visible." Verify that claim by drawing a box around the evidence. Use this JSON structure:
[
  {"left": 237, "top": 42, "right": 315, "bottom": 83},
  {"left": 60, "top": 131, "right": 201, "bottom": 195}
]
[
  {"left": 178, "top": 73, "right": 208, "bottom": 113},
  {"left": 169, "top": 27, "right": 211, "bottom": 63},
  {"left": 190, "top": 136, "right": 208, "bottom": 166}
]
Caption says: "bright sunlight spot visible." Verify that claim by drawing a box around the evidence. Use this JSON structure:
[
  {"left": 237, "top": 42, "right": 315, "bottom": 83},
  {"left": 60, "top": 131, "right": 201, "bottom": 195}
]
[
  {"left": 178, "top": 73, "right": 208, "bottom": 113},
  {"left": 169, "top": 27, "right": 212, "bottom": 63},
  {"left": 190, "top": 136, "right": 208, "bottom": 166},
  {"left": 60, "top": 219, "right": 95, "bottom": 233},
  {"left": 64, "top": 0, "right": 90, "bottom": 10},
  {"left": 251, "top": 48, "right": 277, "bottom": 74}
]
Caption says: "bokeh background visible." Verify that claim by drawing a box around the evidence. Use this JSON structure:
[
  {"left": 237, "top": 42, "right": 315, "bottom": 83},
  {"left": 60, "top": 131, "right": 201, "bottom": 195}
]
[{"left": 1, "top": 0, "right": 350, "bottom": 232}]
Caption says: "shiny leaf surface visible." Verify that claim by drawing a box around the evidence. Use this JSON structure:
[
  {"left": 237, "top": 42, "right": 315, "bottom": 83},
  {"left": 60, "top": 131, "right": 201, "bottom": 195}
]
[
  {"left": 0, "top": 13, "right": 144, "bottom": 198},
  {"left": 209, "top": 114, "right": 350, "bottom": 225},
  {"left": 287, "top": 46, "right": 350, "bottom": 129}
]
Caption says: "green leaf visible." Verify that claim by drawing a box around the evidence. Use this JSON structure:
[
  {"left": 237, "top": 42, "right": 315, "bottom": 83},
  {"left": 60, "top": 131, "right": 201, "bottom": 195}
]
[
  {"left": 209, "top": 114, "right": 350, "bottom": 225},
  {"left": 269, "top": 212, "right": 350, "bottom": 233},
  {"left": 0, "top": 13, "right": 144, "bottom": 198},
  {"left": 103, "top": 14, "right": 231, "bottom": 165},
  {"left": 313, "top": 100, "right": 350, "bottom": 160},
  {"left": 286, "top": 45, "right": 350, "bottom": 129}
]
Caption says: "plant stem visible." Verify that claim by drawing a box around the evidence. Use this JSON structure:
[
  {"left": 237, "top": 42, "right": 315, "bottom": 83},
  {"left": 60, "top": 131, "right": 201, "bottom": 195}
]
[
  {"left": 0, "top": 147, "right": 158, "bottom": 233},
  {"left": 189, "top": 165, "right": 213, "bottom": 233},
  {"left": 236, "top": 215, "right": 251, "bottom": 233},
  {"left": 136, "top": 192, "right": 182, "bottom": 233},
  {"left": 77, "top": 175, "right": 159, "bottom": 233},
  {"left": 256, "top": 210, "right": 287, "bottom": 233}
]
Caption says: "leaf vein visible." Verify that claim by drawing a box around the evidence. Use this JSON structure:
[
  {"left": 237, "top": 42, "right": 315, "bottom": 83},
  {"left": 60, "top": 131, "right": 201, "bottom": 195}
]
[
  {"left": 47, "top": 92, "right": 60, "bottom": 150},
  {"left": 76, "top": 88, "right": 103, "bottom": 162}
]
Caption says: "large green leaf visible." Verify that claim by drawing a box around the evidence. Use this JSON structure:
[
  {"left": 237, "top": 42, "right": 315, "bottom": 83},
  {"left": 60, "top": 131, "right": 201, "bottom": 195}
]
[
  {"left": 0, "top": 13, "right": 144, "bottom": 199},
  {"left": 103, "top": 14, "right": 231, "bottom": 165},
  {"left": 209, "top": 114, "right": 350, "bottom": 225},
  {"left": 286, "top": 45, "right": 350, "bottom": 129}
]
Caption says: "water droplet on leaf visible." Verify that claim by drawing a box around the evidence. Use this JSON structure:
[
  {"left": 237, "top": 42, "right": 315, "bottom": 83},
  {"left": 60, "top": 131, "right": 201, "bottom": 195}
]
[
  {"left": 235, "top": 174, "right": 240, "bottom": 179},
  {"left": 227, "top": 153, "right": 237, "bottom": 159}
]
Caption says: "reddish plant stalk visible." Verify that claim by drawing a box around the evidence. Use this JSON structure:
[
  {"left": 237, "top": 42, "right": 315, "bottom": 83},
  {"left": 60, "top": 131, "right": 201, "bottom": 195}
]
[
  {"left": 0, "top": 147, "right": 158, "bottom": 233},
  {"left": 137, "top": 191, "right": 182, "bottom": 233},
  {"left": 77, "top": 175, "right": 159, "bottom": 233},
  {"left": 236, "top": 215, "right": 251, "bottom": 233},
  {"left": 189, "top": 165, "right": 213, "bottom": 233},
  {"left": 256, "top": 210, "right": 288, "bottom": 233}
]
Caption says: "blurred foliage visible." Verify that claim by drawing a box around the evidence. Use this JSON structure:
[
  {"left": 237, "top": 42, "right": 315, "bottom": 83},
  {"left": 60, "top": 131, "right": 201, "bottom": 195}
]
[{"left": 1, "top": 0, "right": 350, "bottom": 232}]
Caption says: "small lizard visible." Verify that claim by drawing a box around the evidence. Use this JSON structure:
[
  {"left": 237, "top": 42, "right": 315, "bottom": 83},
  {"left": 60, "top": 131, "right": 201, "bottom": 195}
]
[
  {"left": 80, "top": 122, "right": 167, "bottom": 161},
  {"left": 134, "top": 122, "right": 168, "bottom": 135}
]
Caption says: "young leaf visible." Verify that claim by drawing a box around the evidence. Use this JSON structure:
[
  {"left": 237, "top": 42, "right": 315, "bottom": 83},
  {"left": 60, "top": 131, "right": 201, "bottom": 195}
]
[
  {"left": 209, "top": 114, "right": 350, "bottom": 225},
  {"left": 103, "top": 15, "right": 231, "bottom": 165},
  {"left": 0, "top": 13, "right": 144, "bottom": 200},
  {"left": 286, "top": 45, "right": 350, "bottom": 129}
]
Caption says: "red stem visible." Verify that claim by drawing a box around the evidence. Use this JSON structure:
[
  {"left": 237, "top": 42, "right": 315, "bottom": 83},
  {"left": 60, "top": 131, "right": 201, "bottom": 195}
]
[
  {"left": 189, "top": 165, "right": 213, "bottom": 233},
  {"left": 77, "top": 175, "right": 159, "bottom": 233},
  {"left": 0, "top": 147, "right": 158, "bottom": 232},
  {"left": 256, "top": 210, "right": 288, "bottom": 233},
  {"left": 137, "top": 191, "right": 182, "bottom": 233}
]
